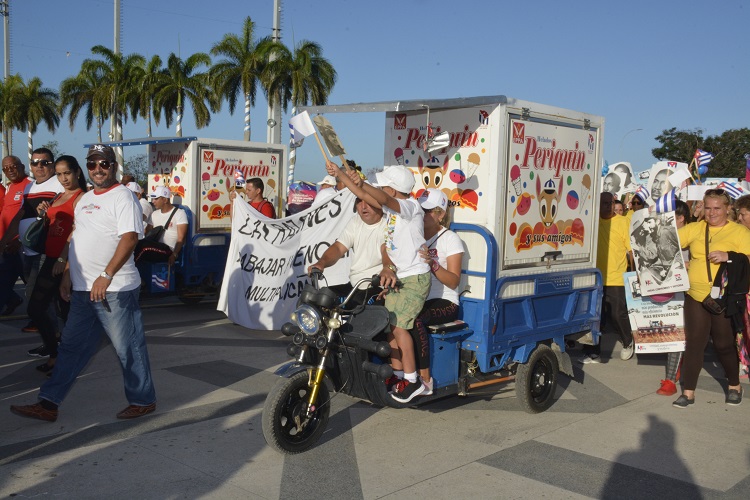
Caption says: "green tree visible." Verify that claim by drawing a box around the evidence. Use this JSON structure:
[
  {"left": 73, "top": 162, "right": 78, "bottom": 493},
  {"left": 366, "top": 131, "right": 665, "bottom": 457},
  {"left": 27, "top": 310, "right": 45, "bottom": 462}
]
[
  {"left": 17, "top": 76, "right": 60, "bottom": 161},
  {"left": 210, "top": 16, "right": 274, "bottom": 141},
  {"left": 131, "top": 55, "right": 164, "bottom": 137},
  {"left": 0, "top": 74, "right": 25, "bottom": 157},
  {"left": 59, "top": 65, "right": 109, "bottom": 142},
  {"left": 652, "top": 127, "right": 750, "bottom": 179},
  {"left": 40, "top": 140, "right": 63, "bottom": 159},
  {"left": 124, "top": 153, "right": 149, "bottom": 184},
  {"left": 155, "top": 52, "right": 213, "bottom": 137}
]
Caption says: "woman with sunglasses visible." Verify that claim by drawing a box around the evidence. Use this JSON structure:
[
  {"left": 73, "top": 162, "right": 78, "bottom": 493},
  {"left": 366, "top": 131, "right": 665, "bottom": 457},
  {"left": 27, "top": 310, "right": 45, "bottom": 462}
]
[
  {"left": 27, "top": 156, "right": 86, "bottom": 374},
  {"left": 673, "top": 189, "right": 750, "bottom": 407}
]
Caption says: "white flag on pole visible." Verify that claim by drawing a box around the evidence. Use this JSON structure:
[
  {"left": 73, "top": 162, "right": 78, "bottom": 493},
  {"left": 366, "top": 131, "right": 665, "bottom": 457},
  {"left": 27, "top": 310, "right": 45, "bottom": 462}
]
[{"left": 289, "top": 111, "right": 316, "bottom": 146}]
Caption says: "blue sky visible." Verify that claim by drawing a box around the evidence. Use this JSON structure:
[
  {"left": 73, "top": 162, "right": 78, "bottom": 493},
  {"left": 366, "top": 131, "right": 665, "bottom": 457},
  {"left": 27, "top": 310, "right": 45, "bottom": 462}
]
[{"left": 4, "top": 0, "right": 749, "bottom": 183}]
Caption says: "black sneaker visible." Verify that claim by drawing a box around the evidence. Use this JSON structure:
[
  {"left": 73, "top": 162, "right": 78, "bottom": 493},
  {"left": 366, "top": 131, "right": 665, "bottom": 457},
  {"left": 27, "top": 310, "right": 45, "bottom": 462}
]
[
  {"left": 672, "top": 395, "right": 694, "bottom": 408},
  {"left": 391, "top": 378, "right": 426, "bottom": 403},
  {"left": 27, "top": 345, "right": 52, "bottom": 358},
  {"left": 726, "top": 388, "right": 743, "bottom": 406}
]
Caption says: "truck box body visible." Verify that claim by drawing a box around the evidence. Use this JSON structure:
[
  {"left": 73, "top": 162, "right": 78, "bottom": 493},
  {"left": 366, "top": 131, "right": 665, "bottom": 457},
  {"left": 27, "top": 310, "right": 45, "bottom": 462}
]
[{"left": 146, "top": 138, "right": 286, "bottom": 232}]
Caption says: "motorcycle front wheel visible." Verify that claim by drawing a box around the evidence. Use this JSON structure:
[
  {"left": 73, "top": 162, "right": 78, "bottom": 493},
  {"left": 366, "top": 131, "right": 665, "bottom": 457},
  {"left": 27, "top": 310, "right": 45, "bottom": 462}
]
[{"left": 262, "top": 370, "right": 331, "bottom": 454}]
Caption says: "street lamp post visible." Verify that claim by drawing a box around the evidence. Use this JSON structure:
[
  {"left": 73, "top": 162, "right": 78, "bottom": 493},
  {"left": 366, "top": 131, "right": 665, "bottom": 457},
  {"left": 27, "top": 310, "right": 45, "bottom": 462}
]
[{"left": 618, "top": 128, "right": 643, "bottom": 160}]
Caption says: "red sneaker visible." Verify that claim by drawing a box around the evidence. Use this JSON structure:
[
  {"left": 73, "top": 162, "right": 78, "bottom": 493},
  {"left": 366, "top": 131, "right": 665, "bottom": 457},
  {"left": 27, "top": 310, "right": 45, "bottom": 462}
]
[{"left": 656, "top": 379, "right": 677, "bottom": 396}]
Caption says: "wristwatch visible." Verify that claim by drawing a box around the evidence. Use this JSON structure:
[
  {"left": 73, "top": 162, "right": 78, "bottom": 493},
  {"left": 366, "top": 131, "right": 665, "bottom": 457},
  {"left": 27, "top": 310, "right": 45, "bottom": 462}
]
[
  {"left": 57, "top": 257, "right": 66, "bottom": 263},
  {"left": 387, "top": 264, "right": 397, "bottom": 273},
  {"left": 99, "top": 271, "right": 113, "bottom": 280}
]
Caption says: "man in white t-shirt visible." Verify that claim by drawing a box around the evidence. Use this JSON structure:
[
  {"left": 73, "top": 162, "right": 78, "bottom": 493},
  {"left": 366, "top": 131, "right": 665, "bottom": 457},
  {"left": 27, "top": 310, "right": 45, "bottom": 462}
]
[
  {"left": 308, "top": 198, "right": 387, "bottom": 305},
  {"left": 10, "top": 144, "right": 156, "bottom": 423},
  {"left": 147, "top": 186, "right": 188, "bottom": 267},
  {"left": 126, "top": 181, "right": 153, "bottom": 222}
]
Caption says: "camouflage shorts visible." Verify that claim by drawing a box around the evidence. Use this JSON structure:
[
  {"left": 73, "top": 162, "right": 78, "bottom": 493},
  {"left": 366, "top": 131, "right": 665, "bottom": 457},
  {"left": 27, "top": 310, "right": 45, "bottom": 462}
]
[{"left": 384, "top": 272, "right": 431, "bottom": 330}]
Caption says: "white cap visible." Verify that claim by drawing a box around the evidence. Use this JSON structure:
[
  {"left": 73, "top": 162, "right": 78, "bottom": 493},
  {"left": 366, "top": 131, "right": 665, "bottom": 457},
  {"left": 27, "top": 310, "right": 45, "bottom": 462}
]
[
  {"left": 125, "top": 181, "right": 142, "bottom": 194},
  {"left": 374, "top": 165, "right": 415, "bottom": 194},
  {"left": 317, "top": 175, "right": 337, "bottom": 186},
  {"left": 150, "top": 186, "right": 171, "bottom": 199},
  {"left": 419, "top": 188, "right": 448, "bottom": 211}
]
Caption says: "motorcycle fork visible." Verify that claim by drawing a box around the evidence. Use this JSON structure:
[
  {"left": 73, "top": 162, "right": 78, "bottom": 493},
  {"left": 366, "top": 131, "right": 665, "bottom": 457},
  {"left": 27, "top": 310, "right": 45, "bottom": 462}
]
[{"left": 306, "top": 324, "right": 337, "bottom": 415}]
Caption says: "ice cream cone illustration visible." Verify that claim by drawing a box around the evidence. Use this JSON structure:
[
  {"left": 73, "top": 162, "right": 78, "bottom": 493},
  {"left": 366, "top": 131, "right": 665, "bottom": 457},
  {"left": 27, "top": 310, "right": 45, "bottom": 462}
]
[
  {"left": 467, "top": 153, "right": 481, "bottom": 179},
  {"left": 394, "top": 147, "right": 404, "bottom": 165},
  {"left": 202, "top": 172, "right": 210, "bottom": 191},
  {"left": 511, "top": 164, "right": 522, "bottom": 196},
  {"left": 580, "top": 174, "right": 591, "bottom": 213}
]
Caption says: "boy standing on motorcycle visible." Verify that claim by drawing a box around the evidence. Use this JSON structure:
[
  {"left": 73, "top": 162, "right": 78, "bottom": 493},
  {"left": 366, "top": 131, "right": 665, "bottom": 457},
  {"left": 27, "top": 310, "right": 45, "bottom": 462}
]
[{"left": 326, "top": 161, "right": 431, "bottom": 403}]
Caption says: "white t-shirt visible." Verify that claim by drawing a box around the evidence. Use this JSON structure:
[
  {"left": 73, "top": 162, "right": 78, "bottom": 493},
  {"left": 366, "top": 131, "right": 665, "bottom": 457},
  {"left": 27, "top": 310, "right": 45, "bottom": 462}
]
[
  {"left": 69, "top": 184, "right": 143, "bottom": 292},
  {"left": 19, "top": 175, "right": 64, "bottom": 256},
  {"left": 148, "top": 206, "right": 188, "bottom": 251},
  {"left": 311, "top": 187, "right": 337, "bottom": 208},
  {"left": 337, "top": 215, "right": 387, "bottom": 286},
  {"left": 425, "top": 229, "right": 465, "bottom": 304},
  {"left": 382, "top": 198, "right": 429, "bottom": 278},
  {"left": 139, "top": 198, "right": 153, "bottom": 221}
]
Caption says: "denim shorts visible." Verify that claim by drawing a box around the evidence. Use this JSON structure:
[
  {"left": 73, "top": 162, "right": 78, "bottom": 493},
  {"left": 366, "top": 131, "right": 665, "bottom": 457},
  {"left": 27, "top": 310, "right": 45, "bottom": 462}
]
[{"left": 384, "top": 272, "right": 431, "bottom": 329}]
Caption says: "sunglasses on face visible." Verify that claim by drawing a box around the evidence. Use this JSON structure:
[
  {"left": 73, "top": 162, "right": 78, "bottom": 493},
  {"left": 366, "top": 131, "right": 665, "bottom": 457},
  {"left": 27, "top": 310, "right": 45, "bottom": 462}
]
[
  {"left": 30, "top": 159, "right": 54, "bottom": 167},
  {"left": 86, "top": 160, "right": 113, "bottom": 170}
]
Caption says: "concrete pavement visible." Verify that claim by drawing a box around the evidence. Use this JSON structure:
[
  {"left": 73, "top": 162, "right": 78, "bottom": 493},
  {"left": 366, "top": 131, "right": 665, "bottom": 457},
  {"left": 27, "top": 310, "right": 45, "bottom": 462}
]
[{"left": 1, "top": 300, "right": 748, "bottom": 499}]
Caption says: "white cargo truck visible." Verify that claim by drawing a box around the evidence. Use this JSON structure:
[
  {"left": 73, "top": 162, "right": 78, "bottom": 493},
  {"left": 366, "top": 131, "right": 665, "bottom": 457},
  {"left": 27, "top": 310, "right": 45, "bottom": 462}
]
[{"left": 294, "top": 96, "right": 605, "bottom": 412}]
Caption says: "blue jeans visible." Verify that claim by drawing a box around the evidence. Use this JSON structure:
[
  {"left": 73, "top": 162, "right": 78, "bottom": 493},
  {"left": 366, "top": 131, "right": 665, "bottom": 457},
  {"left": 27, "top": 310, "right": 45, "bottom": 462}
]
[{"left": 40, "top": 289, "right": 156, "bottom": 407}]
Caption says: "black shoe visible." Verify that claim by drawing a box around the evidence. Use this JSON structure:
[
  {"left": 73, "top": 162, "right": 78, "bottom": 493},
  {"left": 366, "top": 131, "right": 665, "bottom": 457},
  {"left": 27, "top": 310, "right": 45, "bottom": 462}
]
[
  {"left": 36, "top": 361, "right": 54, "bottom": 373},
  {"left": 726, "top": 387, "right": 743, "bottom": 406},
  {"left": 672, "top": 395, "right": 694, "bottom": 408},
  {"left": 27, "top": 345, "right": 52, "bottom": 358},
  {"left": 391, "top": 378, "right": 426, "bottom": 403},
  {"left": 1, "top": 295, "right": 23, "bottom": 316}
]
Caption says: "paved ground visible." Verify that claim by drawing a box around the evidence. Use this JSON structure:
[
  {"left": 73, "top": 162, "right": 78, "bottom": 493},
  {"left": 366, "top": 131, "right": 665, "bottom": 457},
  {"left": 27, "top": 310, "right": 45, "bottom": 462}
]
[{"left": 1, "top": 299, "right": 748, "bottom": 499}]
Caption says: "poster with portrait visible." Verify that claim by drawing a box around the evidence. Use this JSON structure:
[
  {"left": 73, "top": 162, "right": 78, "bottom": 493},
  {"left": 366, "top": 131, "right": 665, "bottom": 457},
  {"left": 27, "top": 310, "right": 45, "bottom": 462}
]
[
  {"left": 647, "top": 161, "right": 688, "bottom": 204},
  {"left": 601, "top": 162, "right": 636, "bottom": 198},
  {"left": 629, "top": 209, "right": 689, "bottom": 296},
  {"left": 624, "top": 272, "right": 686, "bottom": 353}
]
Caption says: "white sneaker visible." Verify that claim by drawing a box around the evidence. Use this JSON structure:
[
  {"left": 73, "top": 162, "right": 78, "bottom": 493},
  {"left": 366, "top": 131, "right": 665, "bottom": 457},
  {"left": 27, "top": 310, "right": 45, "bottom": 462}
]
[
  {"left": 423, "top": 378, "right": 433, "bottom": 396},
  {"left": 579, "top": 353, "right": 601, "bottom": 364},
  {"left": 620, "top": 343, "right": 635, "bottom": 360}
]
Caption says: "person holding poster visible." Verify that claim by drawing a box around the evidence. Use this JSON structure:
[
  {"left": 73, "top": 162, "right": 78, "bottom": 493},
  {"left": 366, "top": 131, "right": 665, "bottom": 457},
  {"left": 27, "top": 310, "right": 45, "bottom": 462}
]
[
  {"left": 673, "top": 189, "right": 750, "bottom": 408},
  {"left": 580, "top": 192, "right": 634, "bottom": 363}
]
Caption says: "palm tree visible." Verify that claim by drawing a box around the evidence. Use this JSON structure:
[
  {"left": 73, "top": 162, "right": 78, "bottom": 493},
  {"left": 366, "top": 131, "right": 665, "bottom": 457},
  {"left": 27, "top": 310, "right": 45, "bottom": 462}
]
[
  {"left": 0, "top": 74, "right": 25, "bottom": 157},
  {"left": 210, "top": 16, "right": 275, "bottom": 141},
  {"left": 17, "top": 77, "right": 60, "bottom": 161},
  {"left": 81, "top": 45, "right": 145, "bottom": 146},
  {"left": 154, "top": 52, "right": 213, "bottom": 137},
  {"left": 130, "top": 55, "right": 164, "bottom": 137},
  {"left": 264, "top": 40, "right": 336, "bottom": 188},
  {"left": 59, "top": 65, "right": 109, "bottom": 142}
]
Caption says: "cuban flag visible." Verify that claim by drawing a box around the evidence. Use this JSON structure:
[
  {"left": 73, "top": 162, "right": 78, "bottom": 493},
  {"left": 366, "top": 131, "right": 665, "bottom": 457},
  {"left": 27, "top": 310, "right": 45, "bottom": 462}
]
[
  {"left": 634, "top": 184, "right": 650, "bottom": 202},
  {"left": 234, "top": 169, "right": 245, "bottom": 186},
  {"left": 655, "top": 188, "right": 676, "bottom": 213},
  {"left": 717, "top": 181, "right": 744, "bottom": 200},
  {"left": 478, "top": 110, "right": 489, "bottom": 126},
  {"left": 694, "top": 149, "right": 715, "bottom": 167}
]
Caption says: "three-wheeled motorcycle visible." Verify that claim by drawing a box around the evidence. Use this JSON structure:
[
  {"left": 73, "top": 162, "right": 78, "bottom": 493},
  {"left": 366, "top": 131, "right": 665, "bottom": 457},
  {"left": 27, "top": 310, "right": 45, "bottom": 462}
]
[{"left": 261, "top": 223, "right": 602, "bottom": 454}]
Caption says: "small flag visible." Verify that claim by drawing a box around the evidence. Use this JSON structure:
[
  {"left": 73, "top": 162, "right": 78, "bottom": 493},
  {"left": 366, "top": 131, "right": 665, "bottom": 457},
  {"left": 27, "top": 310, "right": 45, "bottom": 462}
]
[
  {"left": 634, "top": 184, "right": 650, "bottom": 202},
  {"left": 234, "top": 169, "right": 245, "bottom": 186},
  {"left": 717, "top": 181, "right": 743, "bottom": 200},
  {"left": 289, "top": 111, "right": 316, "bottom": 147},
  {"left": 694, "top": 149, "right": 715, "bottom": 167},
  {"left": 655, "top": 188, "right": 676, "bottom": 213},
  {"left": 745, "top": 153, "right": 750, "bottom": 182}
]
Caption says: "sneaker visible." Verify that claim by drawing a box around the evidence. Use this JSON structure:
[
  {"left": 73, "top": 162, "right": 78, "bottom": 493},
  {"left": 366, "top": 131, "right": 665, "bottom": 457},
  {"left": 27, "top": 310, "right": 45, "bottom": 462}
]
[
  {"left": 384, "top": 375, "right": 401, "bottom": 392},
  {"left": 672, "top": 395, "right": 694, "bottom": 408},
  {"left": 422, "top": 378, "right": 434, "bottom": 396},
  {"left": 656, "top": 379, "right": 677, "bottom": 396},
  {"left": 391, "top": 378, "right": 408, "bottom": 395},
  {"left": 726, "top": 387, "right": 743, "bottom": 406},
  {"left": 579, "top": 353, "right": 601, "bottom": 364},
  {"left": 391, "top": 378, "right": 426, "bottom": 403},
  {"left": 21, "top": 322, "right": 39, "bottom": 333},
  {"left": 1, "top": 295, "right": 23, "bottom": 316},
  {"left": 620, "top": 343, "right": 635, "bottom": 360},
  {"left": 27, "top": 345, "right": 52, "bottom": 358}
]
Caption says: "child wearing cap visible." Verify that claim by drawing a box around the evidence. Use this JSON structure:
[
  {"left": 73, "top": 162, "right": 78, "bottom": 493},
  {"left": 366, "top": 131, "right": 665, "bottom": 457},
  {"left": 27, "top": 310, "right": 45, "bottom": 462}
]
[
  {"left": 327, "top": 161, "right": 431, "bottom": 403},
  {"left": 411, "top": 188, "right": 465, "bottom": 394}
]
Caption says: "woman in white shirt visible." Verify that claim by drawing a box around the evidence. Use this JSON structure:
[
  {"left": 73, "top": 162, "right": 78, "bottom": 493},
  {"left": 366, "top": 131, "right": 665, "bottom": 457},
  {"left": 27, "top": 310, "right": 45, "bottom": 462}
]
[{"left": 411, "top": 188, "right": 465, "bottom": 395}]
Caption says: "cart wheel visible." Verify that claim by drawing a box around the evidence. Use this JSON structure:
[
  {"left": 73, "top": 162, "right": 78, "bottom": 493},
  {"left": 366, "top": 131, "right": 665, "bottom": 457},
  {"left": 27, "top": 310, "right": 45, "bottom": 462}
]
[{"left": 515, "top": 344, "right": 559, "bottom": 414}]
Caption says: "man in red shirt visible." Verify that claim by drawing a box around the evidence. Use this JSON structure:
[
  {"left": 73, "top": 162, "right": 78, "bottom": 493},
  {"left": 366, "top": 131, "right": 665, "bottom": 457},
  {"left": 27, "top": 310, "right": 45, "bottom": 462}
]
[
  {"left": 246, "top": 177, "right": 275, "bottom": 218},
  {"left": 0, "top": 156, "right": 32, "bottom": 315}
]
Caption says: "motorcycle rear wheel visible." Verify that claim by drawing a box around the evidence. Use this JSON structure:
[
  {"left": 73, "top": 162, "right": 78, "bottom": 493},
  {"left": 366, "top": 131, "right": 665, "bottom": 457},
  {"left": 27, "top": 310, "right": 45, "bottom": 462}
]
[{"left": 262, "top": 371, "right": 331, "bottom": 454}]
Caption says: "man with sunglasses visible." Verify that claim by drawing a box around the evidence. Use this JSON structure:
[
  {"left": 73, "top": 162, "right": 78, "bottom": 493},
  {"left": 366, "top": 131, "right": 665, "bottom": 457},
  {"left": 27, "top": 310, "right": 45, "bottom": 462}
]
[
  {"left": 10, "top": 144, "right": 156, "bottom": 423},
  {"left": 0, "top": 149, "right": 62, "bottom": 336},
  {"left": 0, "top": 156, "right": 32, "bottom": 317}
]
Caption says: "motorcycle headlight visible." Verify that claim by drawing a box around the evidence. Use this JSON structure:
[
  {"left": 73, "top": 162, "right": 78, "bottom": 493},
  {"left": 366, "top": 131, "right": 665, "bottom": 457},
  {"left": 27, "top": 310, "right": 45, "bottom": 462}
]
[{"left": 291, "top": 304, "right": 322, "bottom": 335}]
